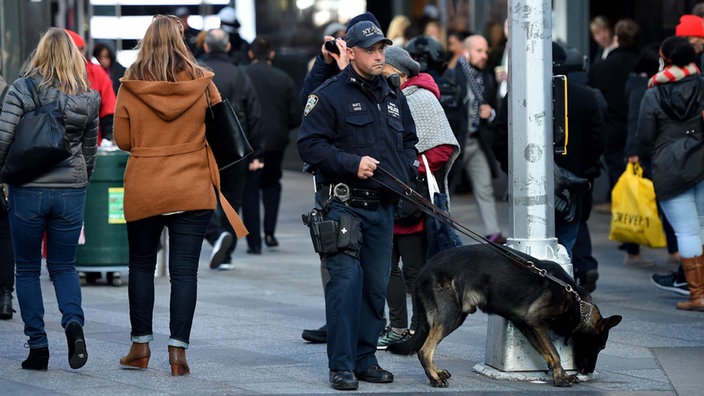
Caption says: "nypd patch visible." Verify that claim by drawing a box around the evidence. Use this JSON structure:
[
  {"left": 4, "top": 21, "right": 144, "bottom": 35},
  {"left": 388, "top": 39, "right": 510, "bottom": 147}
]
[{"left": 304, "top": 95, "right": 319, "bottom": 116}]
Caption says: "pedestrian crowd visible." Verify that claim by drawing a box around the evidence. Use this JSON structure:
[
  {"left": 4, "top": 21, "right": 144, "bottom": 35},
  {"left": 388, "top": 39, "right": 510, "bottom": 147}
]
[{"left": 0, "top": 3, "right": 703, "bottom": 393}]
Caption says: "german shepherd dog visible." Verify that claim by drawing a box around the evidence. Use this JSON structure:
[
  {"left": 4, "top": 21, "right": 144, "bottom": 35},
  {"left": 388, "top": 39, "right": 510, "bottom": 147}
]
[{"left": 387, "top": 244, "right": 622, "bottom": 387}]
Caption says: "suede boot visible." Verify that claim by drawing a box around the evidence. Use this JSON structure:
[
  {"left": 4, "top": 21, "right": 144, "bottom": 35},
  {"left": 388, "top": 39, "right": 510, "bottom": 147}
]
[
  {"left": 22, "top": 347, "right": 49, "bottom": 370},
  {"left": 168, "top": 346, "right": 189, "bottom": 376},
  {"left": 65, "top": 322, "right": 88, "bottom": 369},
  {"left": 119, "top": 342, "right": 150, "bottom": 369},
  {"left": 676, "top": 255, "right": 704, "bottom": 311}
]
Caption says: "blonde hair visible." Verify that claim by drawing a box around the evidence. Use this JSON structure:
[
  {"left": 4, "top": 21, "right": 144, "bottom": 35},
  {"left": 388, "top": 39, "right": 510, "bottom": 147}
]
[
  {"left": 125, "top": 14, "right": 207, "bottom": 82},
  {"left": 387, "top": 15, "right": 411, "bottom": 41},
  {"left": 23, "top": 28, "right": 90, "bottom": 95}
]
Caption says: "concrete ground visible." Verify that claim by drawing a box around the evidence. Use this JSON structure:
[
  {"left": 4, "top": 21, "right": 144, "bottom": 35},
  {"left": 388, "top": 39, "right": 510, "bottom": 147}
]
[{"left": 1, "top": 169, "right": 703, "bottom": 395}]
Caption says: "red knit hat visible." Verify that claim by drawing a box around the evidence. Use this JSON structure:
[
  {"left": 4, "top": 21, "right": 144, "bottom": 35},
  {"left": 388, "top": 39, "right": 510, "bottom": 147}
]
[
  {"left": 675, "top": 15, "right": 704, "bottom": 38},
  {"left": 65, "top": 29, "right": 85, "bottom": 48}
]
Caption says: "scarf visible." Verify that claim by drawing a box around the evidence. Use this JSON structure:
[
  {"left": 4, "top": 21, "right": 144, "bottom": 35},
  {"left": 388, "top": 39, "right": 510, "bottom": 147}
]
[
  {"left": 648, "top": 63, "right": 700, "bottom": 88},
  {"left": 459, "top": 56, "right": 485, "bottom": 131}
]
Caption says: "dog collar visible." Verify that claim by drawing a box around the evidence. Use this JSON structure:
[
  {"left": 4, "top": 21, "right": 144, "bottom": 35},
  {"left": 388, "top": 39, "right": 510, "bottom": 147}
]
[{"left": 579, "top": 300, "right": 594, "bottom": 323}]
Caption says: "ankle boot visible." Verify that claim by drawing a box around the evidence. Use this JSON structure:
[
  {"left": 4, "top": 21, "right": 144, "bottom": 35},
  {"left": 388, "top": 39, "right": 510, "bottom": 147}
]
[
  {"left": 676, "top": 255, "right": 704, "bottom": 311},
  {"left": 0, "top": 288, "right": 13, "bottom": 320},
  {"left": 65, "top": 322, "right": 88, "bottom": 369},
  {"left": 119, "top": 342, "right": 151, "bottom": 369},
  {"left": 22, "top": 347, "right": 49, "bottom": 370},
  {"left": 168, "top": 346, "right": 190, "bottom": 376}
]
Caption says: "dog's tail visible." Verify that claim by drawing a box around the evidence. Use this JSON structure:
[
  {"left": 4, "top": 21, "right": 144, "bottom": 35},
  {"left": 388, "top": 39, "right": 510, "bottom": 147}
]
[{"left": 386, "top": 291, "right": 430, "bottom": 355}]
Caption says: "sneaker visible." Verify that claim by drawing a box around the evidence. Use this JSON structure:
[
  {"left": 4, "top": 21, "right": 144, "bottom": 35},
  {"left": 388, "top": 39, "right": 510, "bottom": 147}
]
[
  {"left": 651, "top": 271, "right": 690, "bottom": 295},
  {"left": 209, "top": 232, "right": 234, "bottom": 269},
  {"left": 623, "top": 254, "right": 656, "bottom": 268},
  {"left": 486, "top": 233, "right": 507, "bottom": 245},
  {"left": 377, "top": 327, "right": 409, "bottom": 350},
  {"left": 216, "top": 263, "right": 235, "bottom": 271}
]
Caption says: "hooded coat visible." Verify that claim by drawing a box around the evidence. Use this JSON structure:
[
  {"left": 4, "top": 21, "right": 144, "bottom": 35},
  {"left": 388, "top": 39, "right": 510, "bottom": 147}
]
[{"left": 114, "top": 71, "right": 225, "bottom": 222}]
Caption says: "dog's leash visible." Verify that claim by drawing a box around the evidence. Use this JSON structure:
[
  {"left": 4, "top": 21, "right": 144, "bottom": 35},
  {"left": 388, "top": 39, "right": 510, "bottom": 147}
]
[{"left": 372, "top": 165, "right": 594, "bottom": 322}]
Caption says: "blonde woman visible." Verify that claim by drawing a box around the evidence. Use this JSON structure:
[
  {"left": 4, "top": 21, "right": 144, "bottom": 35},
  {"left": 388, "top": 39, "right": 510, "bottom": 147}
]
[
  {"left": 0, "top": 28, "right": 99, "bottom": 370},
  {"left": 114, "top": 15, "right": 241, "bottom": 376},
  {"left": 387, "top": 15, "right": 411, "bottom": 46}
]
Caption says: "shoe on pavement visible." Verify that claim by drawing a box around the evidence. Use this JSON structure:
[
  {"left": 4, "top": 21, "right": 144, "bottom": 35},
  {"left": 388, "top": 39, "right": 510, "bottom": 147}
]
[
  {"left": 377, "top": 327, "right": 409, "bottom": 350},
  {"left": 354, "top": 364, "right": 394, "bottom": 383},
  {"left": 579, "top": 269, "right": 599, "bottom": 293},
  {"left": 209, "top": 232, "right": 234, "bottom": 269},
  {"left": 651, "top": 271, "right": 690, "bottom": 295},
  {"left": 329, "top": 369, "right": 358, "bottom": 390},
  {"left": 624, "top": 255, "right": 656, "bottom": 268},
  {"left": 216, "top": 263, "right": 235, "bottom": 271},
  {"left": 265, "top": 234, "right": 279, "bottom": 247},
  {"left": 302, "top": 324, "right": 327, "bottom": 343},
  {"left": 486, "top": 232, "right": 506, "bottom": 245}
]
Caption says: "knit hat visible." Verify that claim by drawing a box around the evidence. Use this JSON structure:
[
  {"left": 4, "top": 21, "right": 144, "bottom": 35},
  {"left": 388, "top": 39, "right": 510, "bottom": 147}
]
[
  {"left": 345, "top": 21, "right": 392, "bottom": 49},
  {"left": 385, "top": 46, "right": 420, "bottom": 76},
  {"left": 346, "top": 12, "right": 381, "bottom": 32},
  {"left": 675, "top": 15, "right": 704, "bottom": 38},
  {"left": 218, "top": 7, "right": 241, "bottom": 33},
  {"left": 65, "top": 29, "right": 85, "bottom": 49}
]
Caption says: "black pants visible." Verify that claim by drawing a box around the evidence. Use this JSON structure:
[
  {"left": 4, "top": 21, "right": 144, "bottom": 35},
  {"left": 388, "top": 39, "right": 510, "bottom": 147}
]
[
  {"left": 242, "top": 168, "right": 262, "bottom": 250},
  {"left": 260, "top": 151, "right": 284, "bottom": 236},
  {"left": 387, "top": 232, "right": 426, "bottom": 331},
  {"left": 0, "top": 214, "right": 13, "bottom": 291}
]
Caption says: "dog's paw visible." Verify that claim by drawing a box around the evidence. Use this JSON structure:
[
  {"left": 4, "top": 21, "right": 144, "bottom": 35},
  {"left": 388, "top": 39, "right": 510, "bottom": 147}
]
[
  {"left": 437, "top": 369, "right": 451, "bottom": 380},
  {"left": 552, "top": 374, "right": 576, "bottom": 387},
  {"left": 430, "top": 377, "right": 449, "bottom": 388}
]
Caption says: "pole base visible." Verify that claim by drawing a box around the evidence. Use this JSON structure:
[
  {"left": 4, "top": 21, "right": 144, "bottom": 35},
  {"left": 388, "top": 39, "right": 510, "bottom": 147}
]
[{"left": 473, "top": 363, "right": 598, "bottom": 384}]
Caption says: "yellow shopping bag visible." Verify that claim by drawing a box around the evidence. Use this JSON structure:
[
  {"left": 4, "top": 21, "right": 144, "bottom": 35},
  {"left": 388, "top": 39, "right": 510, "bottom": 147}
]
[{"left": 608, "top": 162, "right": 667, "bottom": 248}]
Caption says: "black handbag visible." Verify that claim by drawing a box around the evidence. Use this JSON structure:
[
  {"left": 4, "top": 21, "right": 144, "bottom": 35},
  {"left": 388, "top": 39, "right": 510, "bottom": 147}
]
[
  {"left": 204, "top": 88, "right": 253, "bottom": 170},
  {"left": 1, "top": 78, "right": 70, "bottom": 185}
]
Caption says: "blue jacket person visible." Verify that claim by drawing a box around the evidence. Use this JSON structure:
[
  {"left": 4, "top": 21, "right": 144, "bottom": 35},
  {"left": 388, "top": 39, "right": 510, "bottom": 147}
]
[{"left": 297, "top": 21, "right": 418, "bottom": 390}]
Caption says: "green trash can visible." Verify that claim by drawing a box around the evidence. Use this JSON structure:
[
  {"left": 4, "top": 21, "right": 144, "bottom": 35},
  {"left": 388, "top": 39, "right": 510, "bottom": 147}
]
[{"left": 76, "top": 147, "right": 129, "bottom": 286}]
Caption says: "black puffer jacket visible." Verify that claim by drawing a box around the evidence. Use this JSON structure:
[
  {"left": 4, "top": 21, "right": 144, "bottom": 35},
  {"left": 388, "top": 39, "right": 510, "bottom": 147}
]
[
  {"left": 0, "top": 76, "right": 100, "bottom": 187},
  {"left": 637, "top": 75, "right": 704, "bottom": 200}
]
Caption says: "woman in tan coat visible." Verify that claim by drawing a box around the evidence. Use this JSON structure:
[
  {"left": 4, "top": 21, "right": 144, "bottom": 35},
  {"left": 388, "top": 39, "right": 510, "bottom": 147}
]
[{"left": 114, "top": 15, "right": 243, "bottom": 376}]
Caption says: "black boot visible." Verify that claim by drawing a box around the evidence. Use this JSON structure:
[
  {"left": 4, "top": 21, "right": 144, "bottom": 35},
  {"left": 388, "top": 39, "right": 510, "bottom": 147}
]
[
  {"left": 65, "top": 322, "right": 88, "bottom": 369},
  {"left": 0, "top": 288, "right": 13, "bottom": 320},
  {"left": 22, "top": 347, "right": 49, "bottom": 370}
]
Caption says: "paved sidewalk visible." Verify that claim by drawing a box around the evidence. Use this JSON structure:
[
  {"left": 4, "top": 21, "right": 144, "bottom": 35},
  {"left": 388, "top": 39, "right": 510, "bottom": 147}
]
[{"left": 1, "top": 170, "right": 703, "bottom": 395}]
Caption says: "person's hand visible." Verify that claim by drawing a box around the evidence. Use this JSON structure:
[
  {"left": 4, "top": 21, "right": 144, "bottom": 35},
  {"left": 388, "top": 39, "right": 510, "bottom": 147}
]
[
  {"left": 479, "top": 104, "right": 493, "bottom": 119},
  {"left": 249, "top": 158, "right": 264, "bottom": 171},
  {"left": 321, "top": 36, "right": 350, "bottom": 70},
  {"left": 357, "top": 156, "right": 379, "bottom": 180},
  {"left": 627, "top": 155, "right": 639, "bottom": 164}
]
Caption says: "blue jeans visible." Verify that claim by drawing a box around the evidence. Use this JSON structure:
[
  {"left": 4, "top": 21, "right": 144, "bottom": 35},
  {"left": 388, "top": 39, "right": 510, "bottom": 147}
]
[
  {"left": 323, "top": 200, "right": 394, "bottom": 372},
  {"left": 126, "top": 210, "right": 211, "bottom": 348},
  {"left": 8, "top": 187, "right": 86, "bottom": 348},
  {"left": 659, "top": 180, "right": 704, "bottom": 259}
]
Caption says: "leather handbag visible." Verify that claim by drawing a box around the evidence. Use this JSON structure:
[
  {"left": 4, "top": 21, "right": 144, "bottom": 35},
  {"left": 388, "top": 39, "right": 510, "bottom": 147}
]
[
  {"left": 1, "top": 78, "right": 71, "bottom": 185},
  {"left": 204, "top": 88, "right": 253, "bottom": 170}
]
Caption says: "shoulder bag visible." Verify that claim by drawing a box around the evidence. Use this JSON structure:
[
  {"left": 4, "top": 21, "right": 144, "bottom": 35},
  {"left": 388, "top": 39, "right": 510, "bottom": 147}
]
[
  {"left": 1, "top": 78, "right": 70, "bottom": 185},
  {"left": 204, "top": 87, "right": 253, "bottom": 170}
]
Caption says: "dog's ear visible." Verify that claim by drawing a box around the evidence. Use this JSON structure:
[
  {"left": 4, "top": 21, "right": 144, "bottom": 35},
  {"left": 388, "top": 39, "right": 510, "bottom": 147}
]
[{"left": 600, "top": 315, "right": 622, "bottom": 332}]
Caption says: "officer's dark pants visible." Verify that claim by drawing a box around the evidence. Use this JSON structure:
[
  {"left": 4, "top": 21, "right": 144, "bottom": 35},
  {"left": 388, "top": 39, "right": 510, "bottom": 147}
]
[{"left": 323, "top": 200, "right": 393, "bottom": 372}]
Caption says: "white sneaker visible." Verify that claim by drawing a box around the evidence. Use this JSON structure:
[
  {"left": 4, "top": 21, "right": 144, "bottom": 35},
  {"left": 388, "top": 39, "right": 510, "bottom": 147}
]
[
  {"left": 216, "top": 263, "right": 235, "bottom": 271},
  {"left": 209, "top": 232, "right": 234, "bottom": 269}
]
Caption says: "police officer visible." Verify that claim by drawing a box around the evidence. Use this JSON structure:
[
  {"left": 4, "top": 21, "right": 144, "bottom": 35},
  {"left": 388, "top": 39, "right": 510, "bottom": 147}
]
[{"left": 297, "top": 21, "right": 418, "bottom": 391}]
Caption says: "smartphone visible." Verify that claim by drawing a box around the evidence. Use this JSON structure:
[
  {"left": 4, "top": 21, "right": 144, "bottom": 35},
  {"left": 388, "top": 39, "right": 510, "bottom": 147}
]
[{"left": 324, "top": 40, "right": 340, "bottom": 55}]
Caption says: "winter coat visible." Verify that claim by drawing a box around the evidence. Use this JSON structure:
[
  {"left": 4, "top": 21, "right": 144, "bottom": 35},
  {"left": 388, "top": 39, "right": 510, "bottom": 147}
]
[
  {"left": 0, "top": 76, "right": 100, "bottom": 187},
  {"left": 114, "top": 71, "right": 222, "bottom": 222},
  {"left": 637, "top": 75, "right": 704, "bottom": 200}
]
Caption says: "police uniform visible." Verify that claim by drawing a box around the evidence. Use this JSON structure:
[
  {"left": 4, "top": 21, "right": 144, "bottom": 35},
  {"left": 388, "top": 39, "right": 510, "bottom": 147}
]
[{"left": 297, "top": 23, "right": 418, "bottom": 386}]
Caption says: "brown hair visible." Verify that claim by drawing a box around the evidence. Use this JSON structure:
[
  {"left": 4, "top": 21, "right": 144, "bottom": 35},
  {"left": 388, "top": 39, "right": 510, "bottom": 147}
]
[
  {"left": 615, "top": 18, "right": 640, "bottom": 48},
  {"left": 125, "top": 15, "right": 207, "bottom": 81},
  {"left": 23, "top": 28, "right": 90, "bottom": 95}
]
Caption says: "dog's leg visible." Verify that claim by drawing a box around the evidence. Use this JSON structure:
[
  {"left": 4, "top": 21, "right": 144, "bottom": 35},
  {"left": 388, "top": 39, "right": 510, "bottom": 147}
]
[
  {"left": 418, "top": 323, "right": 451, "bottom": 387},
  {"left": 519, "top": 323, "right": 579, "bottom": 387}
]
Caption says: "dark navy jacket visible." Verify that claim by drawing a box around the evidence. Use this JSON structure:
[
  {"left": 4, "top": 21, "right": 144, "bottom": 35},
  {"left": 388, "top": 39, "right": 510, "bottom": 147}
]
[{"left": 297, "top": 66, "right": 418, "bottom": 192}]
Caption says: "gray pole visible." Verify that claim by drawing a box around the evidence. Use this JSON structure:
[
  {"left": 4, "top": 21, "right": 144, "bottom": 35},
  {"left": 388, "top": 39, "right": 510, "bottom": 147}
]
[{"left": 473, "top": 0, "right": 577, "bottom": 381}]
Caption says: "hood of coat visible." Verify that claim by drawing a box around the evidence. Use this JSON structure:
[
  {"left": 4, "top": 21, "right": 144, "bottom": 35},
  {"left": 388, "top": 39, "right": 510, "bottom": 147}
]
[
  {"left": 119, "top": 71, "right": 214, "bottom": 122},
  {"left": 656, "top": 75, "right": 703, "bottom": 121}
]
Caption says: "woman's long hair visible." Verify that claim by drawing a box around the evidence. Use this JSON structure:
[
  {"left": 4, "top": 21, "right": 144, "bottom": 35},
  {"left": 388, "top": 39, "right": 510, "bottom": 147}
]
[
  {"left": 125, "top": 15, "right": 206, "bottom": 82},
  {"left": 23, "top": 28, "right": 90, "bottom": 95}
]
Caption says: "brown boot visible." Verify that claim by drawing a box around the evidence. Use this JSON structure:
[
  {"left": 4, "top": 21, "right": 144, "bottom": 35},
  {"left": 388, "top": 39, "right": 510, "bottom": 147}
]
[
  {"left": 676, "top": 255, "right": 704, "bottom": 311},
  {"left": 168, "top": 346, "right": 190, "bottom": 376},
  {"left": 119, "top": 342, "right": 150, "bottom": 369}
]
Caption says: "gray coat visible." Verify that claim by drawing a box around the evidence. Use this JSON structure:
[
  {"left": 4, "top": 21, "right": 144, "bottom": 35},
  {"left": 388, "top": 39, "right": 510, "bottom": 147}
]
[{"left": 0, "top": 76, "right": 100, "bottom": 187}]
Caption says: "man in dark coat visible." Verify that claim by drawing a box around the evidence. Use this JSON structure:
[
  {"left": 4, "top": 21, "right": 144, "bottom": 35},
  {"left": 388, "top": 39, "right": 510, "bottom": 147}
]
[
  {"left": 199, "top": 28, "right": 263, "bottom": 269},
  {"left": 243, "top": 36, "right": 302, "bottom": 249}
]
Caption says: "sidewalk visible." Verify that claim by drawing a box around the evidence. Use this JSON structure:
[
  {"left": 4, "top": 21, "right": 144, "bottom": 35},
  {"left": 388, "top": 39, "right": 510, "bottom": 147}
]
[{"left": 1, "top": 170, "right": 702, "bottom": 395}]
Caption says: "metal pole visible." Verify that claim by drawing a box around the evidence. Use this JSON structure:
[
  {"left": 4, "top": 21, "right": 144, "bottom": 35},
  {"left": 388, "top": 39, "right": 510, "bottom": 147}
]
[{"left": 473, "top": 0, "right": 576, "bottom": 382}]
